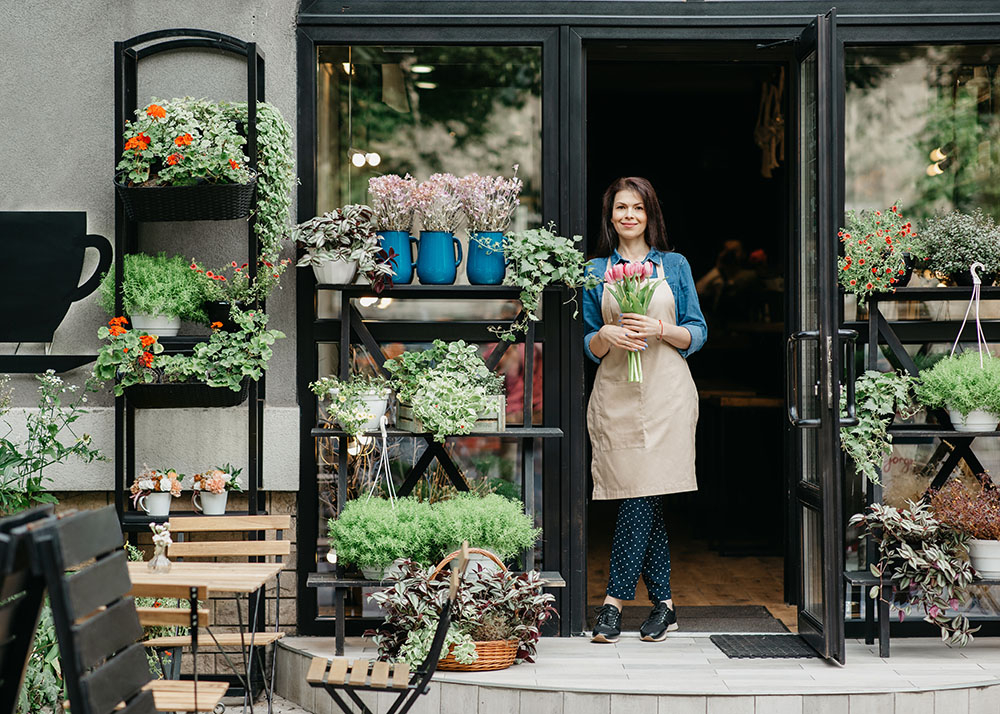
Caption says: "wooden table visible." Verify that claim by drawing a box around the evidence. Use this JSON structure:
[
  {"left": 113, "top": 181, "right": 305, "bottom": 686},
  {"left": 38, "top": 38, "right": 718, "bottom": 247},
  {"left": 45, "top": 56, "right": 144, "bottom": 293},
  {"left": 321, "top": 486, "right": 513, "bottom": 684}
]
[{"left": 127, "top": 561, "right": 283, "bottom": 594}]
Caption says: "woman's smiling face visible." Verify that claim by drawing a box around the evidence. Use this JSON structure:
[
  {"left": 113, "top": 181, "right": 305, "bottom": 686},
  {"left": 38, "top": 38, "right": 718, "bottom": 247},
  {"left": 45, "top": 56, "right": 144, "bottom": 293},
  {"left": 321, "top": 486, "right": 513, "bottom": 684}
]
[{"left": 611, "top": 189, "right": 647, "bottom": 242}]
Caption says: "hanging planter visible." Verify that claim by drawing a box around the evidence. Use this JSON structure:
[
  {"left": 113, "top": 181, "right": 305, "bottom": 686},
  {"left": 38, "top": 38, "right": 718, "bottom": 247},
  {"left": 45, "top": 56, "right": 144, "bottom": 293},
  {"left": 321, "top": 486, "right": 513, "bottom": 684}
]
[{"left": 114, "top": 170, "right": 257, "bottom": 222}]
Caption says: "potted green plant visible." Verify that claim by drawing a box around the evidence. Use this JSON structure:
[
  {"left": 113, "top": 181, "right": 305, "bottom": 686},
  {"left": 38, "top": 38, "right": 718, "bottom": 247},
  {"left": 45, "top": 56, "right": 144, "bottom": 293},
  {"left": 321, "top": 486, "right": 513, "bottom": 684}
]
[
  {"left": 327, "top": 497, "right": 435, "bottom": 578},
  {"left": 840, "top": 370, "right": 917, "bottom": 484},
  {"left": 837, "top": 203, "right": 916, "bottom": 305},
  {"left": 294, "top": 203, "right": 394, "bottom": 290},
  {"left": 930, "top": 478, "right": 1000, "bottom": 579},
  {"left": 99, "top": 253, "right": 208, "bottom": 335},
  {"left": 849, "top": 500, "right": 977, "bottom": 646},
  {"left": 310, "top": 374, "right": 392, "bottom": 437},
  {"left": 499, "top": 223, "right": 602, "bottom": 341},
  {"left": 366, "top": 556, "right": 557, "bottom": 670},
  {"left": 914, "top": 350, "right": 1000, "bottom": 431},
  {"left": 189, "top": 257, "right": 290, "bottom": 330},
  {"left": 431, "top": 493, "right": 540, "bottom": 566},
  {"left": 911, "top": 209, "right": 1000, "bottom": 285}
]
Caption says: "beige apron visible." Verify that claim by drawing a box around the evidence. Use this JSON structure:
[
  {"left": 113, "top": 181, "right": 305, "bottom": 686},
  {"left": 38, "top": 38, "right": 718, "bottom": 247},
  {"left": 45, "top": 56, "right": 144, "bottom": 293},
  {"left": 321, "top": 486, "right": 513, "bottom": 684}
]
[{"left": 587, "top": 259, "right": 699, "bottom": 500}]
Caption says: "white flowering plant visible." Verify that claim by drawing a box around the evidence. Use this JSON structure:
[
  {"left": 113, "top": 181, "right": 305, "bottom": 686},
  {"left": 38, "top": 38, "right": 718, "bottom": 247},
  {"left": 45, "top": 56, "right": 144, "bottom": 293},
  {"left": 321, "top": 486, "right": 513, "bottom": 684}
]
[
  {"left": 412, "top": 174, "right": 463, "bottom": 233},
  {"left": 130, "top": 466, "right": 183, "bottom": 506},
  {"left": 310, "top": 375, "right": 392, "bottom": 438},
  {"left": 368, "top": 174, "right": 416, "bottom": 232},
  {"left": 458, "top": 167, "right": 522, "bottom": 235}
]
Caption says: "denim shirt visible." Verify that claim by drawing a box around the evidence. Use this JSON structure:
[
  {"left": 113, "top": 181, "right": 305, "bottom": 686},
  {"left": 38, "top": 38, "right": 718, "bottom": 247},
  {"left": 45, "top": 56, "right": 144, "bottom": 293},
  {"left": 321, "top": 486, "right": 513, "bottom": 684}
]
[{"left": 583, "top": 249, "right": 708, "bottom": 363}]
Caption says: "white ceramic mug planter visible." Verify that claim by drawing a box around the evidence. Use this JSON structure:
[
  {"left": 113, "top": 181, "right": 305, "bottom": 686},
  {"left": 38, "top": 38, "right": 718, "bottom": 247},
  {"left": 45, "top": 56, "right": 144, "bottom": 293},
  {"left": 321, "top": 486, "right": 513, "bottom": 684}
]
[
  {"left": 138, "top": 492, "right": 173, "bottom": 517},
  {"left": 312, "top": 259, "right": 358, "bottom": 286},
  {"left": 194, "top": 490, "right": 229, "bottom": 516},
  {"left": 969, "top": 539, "right": 1000, "bottom": 578},
  {"left": 947, "top": 407, "right": 999, "bottom": 433},
  {"left": 130, "top": 313, "right": 181, "bottom": 337},
  {"left": 360, "top": 392, "right": 389, "bottom": 432}
]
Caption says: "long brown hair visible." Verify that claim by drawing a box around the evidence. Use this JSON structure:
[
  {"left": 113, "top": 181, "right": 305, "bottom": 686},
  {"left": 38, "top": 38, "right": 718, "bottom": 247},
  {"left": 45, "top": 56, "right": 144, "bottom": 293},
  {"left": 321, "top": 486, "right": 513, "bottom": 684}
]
[{"left": 593, "top": 177, "right": 671, "bottom": 258}]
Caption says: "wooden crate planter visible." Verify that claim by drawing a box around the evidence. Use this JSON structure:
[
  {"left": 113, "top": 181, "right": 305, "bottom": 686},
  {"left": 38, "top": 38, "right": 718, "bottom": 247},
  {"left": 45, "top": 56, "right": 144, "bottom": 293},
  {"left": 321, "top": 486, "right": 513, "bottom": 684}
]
[{"left": 397, "top": 395, "right": 506, "bottom": 434}]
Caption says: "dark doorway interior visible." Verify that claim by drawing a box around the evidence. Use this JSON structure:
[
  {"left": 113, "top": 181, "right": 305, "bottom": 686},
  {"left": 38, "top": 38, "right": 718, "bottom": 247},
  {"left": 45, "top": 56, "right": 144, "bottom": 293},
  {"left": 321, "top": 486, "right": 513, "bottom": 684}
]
[{"left": 584, "top": 52, "right": 793, "bottom": 629}]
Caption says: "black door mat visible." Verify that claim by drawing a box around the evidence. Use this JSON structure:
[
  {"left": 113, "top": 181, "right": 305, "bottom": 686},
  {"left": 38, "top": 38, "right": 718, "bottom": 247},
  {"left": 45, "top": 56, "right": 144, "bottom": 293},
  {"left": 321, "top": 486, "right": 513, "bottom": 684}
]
[
  {"left": 587, "top": 605, "right": 788, "bottom": 633},
  {"left": 710, "top": 634, "right": 819, "bottom": 659}
]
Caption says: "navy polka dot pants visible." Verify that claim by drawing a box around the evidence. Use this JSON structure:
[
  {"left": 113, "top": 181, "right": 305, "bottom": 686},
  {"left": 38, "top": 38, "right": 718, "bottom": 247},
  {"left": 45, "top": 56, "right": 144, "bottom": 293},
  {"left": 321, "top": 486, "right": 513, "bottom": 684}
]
[{"left": 606, "top": 495, "right": 672, "bottom": 603}]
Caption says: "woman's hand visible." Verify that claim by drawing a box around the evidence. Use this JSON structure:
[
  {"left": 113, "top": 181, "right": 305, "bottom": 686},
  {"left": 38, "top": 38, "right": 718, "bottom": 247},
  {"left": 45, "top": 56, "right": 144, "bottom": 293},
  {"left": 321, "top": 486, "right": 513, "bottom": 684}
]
[
  {"left": 619, "top": 313, "right": 660, "bottom": 340},
  {"left": 598, "top": 324, "right": 647, "bottom": 353}
]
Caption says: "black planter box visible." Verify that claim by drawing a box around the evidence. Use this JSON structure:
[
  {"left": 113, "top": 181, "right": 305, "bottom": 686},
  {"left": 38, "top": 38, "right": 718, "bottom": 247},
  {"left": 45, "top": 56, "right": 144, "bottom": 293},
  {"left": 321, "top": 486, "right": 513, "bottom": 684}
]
[
  {"left": 126, "top": 378, "right": 250, "bottom": 408},
  {"left": 114, "top": 171, "right": 257, "bottom": 222}
]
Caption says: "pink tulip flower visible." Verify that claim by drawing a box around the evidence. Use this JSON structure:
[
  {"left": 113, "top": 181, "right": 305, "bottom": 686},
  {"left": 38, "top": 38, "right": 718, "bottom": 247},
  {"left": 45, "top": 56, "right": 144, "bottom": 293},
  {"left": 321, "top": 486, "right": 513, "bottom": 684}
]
[
  {"left": 623, "top": 262, "right": 635, "bottom": 278},
  {"left": 604, "top": 268, "right": 615, "bottom": 283},
  {"left": 642, "top": 261, "right": 654, "bottom": 279},
  {"left": 612, "top": 264, "right": 624, "bottom": 281}
]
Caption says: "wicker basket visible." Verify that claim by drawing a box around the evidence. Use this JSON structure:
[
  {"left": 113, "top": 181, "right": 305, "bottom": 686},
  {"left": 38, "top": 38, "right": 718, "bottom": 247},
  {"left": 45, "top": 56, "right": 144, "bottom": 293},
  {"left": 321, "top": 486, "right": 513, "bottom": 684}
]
[
  {"left": 114, "top": 170, "right": 257, "bottom": 222},
  {"left": 431, "top": 548, "right": 518, "bottom": 672}
]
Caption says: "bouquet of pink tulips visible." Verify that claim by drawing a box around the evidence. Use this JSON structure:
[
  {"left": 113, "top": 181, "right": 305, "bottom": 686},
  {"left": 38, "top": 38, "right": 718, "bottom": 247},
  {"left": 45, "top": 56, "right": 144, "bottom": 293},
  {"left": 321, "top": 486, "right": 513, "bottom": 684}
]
[{"left": 604, "top": 261, "right": 659, "bottom": 382}]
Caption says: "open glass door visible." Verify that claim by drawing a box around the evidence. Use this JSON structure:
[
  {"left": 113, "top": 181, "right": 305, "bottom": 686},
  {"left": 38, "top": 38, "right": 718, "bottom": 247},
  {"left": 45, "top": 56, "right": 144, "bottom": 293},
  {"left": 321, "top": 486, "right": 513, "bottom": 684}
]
[{"left": 787, "top": 9, "right": 850, "bottom": 663}]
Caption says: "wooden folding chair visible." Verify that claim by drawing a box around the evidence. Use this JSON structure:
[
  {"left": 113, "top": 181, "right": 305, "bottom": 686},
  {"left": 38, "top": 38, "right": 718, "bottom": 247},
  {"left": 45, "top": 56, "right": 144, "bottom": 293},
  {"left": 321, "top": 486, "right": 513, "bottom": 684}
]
[
  {"left": 29, "top": 506, "right": 227, "bottom": 714},
  {"left": 306, "top": 545, "right": 470, "bottom": 714},
  {"left": 0, "top": 505, "right": 54, "bottom": 712}
]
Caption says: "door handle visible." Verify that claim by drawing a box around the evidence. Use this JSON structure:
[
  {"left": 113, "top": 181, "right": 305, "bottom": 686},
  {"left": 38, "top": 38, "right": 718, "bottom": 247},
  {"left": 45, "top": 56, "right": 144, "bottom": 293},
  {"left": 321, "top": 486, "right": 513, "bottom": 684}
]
[
  {"left": 838, "top": 329, "right": 859, "bottom": 427},
  {"left": 786, "top": 330, "right": 821, "bottom": 427}
]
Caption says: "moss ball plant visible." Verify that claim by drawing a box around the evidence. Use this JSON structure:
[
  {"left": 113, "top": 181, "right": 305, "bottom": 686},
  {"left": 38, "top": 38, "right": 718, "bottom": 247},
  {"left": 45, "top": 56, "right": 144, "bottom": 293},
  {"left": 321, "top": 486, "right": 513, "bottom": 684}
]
[
  {"left": 431, "top": 493, "right": 540, "bottom": 562},
  {"left": 915, "top": 350, "right": 1000, "bottom": 418},
  {"left": 327, "top": 497, "right": 434, "bottom": 570},
  {"left": 99, "top": 252, "right": 207, "bottom": 323}
]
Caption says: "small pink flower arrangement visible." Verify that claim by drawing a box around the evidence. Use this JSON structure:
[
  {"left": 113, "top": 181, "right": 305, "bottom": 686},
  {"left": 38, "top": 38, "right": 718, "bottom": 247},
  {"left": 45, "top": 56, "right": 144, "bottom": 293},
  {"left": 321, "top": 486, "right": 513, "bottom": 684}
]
[
  {"left": 368, "top": 174, "right": 416, "bottom": 232},
  {"left": 604, "top": 261, "right": 660, "bottom": 383},
  {"left": 130, "top": 467, "right": 183, "bottom": 506},
  {"left": 192, "top": 464, "right": 244, "bottom": 495},
  {"left": 411, "top": 173, "right": 463, "bottom": 233}
]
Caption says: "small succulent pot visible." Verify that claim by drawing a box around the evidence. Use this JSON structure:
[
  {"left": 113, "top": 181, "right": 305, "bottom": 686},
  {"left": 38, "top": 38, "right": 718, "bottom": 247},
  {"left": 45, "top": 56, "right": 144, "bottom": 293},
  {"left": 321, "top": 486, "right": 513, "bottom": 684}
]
[{"left": 130, "top": 313, "right": 181, "bottom": 337}]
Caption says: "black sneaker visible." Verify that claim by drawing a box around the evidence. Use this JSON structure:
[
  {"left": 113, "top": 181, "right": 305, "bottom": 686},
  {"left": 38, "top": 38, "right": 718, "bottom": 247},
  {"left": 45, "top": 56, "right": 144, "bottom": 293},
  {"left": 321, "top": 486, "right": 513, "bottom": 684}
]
[
  {"left": 640, "top": 602, "right": 678, "bottom": 641},
  {"left": 592, "top": 604, "right": 622, "bottom": 643}
]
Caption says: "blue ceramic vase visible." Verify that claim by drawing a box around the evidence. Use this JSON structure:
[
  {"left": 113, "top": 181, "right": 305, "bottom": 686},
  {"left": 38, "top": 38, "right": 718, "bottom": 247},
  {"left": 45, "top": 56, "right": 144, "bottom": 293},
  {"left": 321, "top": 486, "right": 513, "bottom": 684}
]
[
  {"left": 378, "top": 230, "right": 418, "bottom": 284},
  {"left": 466, "top": 231, "right": 506, "bottom": 285},
  {"left": 416, "top": 231, "right": 463, "bottom": 285}
]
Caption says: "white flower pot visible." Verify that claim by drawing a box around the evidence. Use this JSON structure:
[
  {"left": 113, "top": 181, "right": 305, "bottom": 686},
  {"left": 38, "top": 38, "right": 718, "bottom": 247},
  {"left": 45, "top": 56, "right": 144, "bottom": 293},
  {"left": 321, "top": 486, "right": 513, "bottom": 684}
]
[
  {"left": 969, "top": 539, "right": 1000, "bottom": 578},
  {"left": 360, "top": 565, "right": 386, "bottom": 580},
  {"left": 194, "top": 490, "right": 228, "bottom": 515},
  {"left": 947, "top": 407, "right": 999, "bottom": 433},
  {"left": 130, "top": 313, "right": 181, "bottom": 337},
  {"left": 360, "top": 559, "right": 405, "bottom": 581},
  {"left": 312, "top": 259, "right": 358, "bottom": 286},
  {"left": 360, "top": 392, "right": 389, "bottom": 432},
  {"left": 139, "top": 492, "right": 173, "bottom": 517}
]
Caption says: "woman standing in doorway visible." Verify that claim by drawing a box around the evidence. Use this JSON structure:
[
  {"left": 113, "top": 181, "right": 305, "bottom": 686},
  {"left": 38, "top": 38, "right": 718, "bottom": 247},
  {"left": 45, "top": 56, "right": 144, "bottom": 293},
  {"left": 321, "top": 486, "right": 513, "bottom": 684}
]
[{"left": 584, "top": 177, "right": 707, "bottom": 643}]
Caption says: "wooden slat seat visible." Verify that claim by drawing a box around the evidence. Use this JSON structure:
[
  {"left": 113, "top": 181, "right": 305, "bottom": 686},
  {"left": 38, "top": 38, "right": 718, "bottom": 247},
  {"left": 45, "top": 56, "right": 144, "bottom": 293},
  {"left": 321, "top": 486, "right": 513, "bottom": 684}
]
[
  {"left": 143, "top": 630, "right": 285, "bottom": 648},
  {"left": 306, "top": 657, "right": 412, "bottom": 690},
  {"left": 146, "top": 680, "right": 230, "bottom": 712},
  {"left": 136, "top": 607, "right": 209, "bottom": 628}
]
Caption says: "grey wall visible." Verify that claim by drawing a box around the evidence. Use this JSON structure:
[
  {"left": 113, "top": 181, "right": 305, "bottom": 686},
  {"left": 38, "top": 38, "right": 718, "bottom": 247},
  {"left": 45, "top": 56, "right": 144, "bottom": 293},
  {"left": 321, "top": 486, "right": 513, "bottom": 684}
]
[{"left": 1, "top": 1, "right": 301, "bottom": 490}]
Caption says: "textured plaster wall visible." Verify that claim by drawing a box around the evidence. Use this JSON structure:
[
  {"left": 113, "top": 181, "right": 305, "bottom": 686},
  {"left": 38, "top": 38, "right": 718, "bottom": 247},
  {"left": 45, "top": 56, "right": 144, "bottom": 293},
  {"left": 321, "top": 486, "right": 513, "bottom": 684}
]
[{"left": 0, "top": 1, "right": 303, "bottom": 490}]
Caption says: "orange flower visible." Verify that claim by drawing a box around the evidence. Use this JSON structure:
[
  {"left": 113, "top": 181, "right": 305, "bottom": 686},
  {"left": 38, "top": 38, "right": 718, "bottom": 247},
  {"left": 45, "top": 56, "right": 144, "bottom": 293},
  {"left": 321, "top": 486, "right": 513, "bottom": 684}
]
[
  {"left": 229, "top": 158, "right": 240, "bottom": 170},
  {"left": 140, "top": 351, "right": 154, "bottom": 368},
  {"left": 108, "top": 325, "right": 126, "bottom": 337},
  {"left": 108, "top": 316, "right": 127, "bottom": 327},
  {"left": 174, "top": 133, "right": 193, "bottom": 146},
  {"left": 206, "top": 271, "right": 214, "bottom": 278},
  {"left": 140, "top": 334, "right": 157, "bottom": 347},
  {"left": 166, "top": 153, "right": 183, "bottom": 165},
  {"left": 210, "top": 321, "right": 224, "bottom": 330},
  {"left": 146, "top": 104, "right": 166, "bottom": 119}
]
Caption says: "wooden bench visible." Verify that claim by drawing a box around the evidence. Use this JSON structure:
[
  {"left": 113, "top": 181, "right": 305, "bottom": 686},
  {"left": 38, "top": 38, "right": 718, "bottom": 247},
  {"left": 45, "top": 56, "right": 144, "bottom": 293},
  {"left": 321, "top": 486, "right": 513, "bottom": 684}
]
[
  {"left": 306, "top": 546, "right": 470, "bottom": 714},
  {"left": 30, "top": 506, "right": 226, "bottom": 714}
]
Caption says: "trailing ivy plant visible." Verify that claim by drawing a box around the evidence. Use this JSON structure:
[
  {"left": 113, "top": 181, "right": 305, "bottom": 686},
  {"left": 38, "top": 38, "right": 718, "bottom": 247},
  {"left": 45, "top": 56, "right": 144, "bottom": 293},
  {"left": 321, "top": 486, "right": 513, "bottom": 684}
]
[
  {"left": 849, "top": 500, "right": 978, "bottom": 646},
  {"left": 497, "top": 224, "right": 602, "bottom": 342},
  {"left": 840, "top": 370, "right": 917, "bottom": 484}
]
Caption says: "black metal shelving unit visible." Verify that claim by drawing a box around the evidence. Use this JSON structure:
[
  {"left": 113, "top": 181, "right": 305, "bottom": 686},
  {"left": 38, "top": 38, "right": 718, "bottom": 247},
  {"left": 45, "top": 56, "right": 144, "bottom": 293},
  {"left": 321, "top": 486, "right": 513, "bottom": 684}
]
[
  {"left": 113, "top": 30, "right": 267, "bottom": 528},
  {"left": 298, "top": 281, "right": 569, "bottom": 647}
]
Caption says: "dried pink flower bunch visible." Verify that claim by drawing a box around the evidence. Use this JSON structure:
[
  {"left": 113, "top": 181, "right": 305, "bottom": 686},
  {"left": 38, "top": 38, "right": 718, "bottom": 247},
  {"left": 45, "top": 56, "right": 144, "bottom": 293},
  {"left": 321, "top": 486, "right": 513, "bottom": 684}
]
[
  {"left": 368, "top": 174, "right": 416, "bottom": 232},
  {"left": 411, "top": 173, "right": 463, "bottom": 232},
  {"left": 458, "top": 166, "right": 522, "bottom": 233}
]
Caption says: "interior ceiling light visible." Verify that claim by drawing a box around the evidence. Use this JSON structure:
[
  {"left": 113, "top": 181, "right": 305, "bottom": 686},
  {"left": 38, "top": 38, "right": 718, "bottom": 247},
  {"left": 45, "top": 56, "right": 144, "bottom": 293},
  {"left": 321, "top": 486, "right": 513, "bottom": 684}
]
[
  {"left": 365, "top": 152, "right": 381, "bottom": 167},
  {"left": 415, "top": 81, "right": 438, "bottom": 90},
  {"left": 411, "top": 64, "right": 434, "bottom": 74}
]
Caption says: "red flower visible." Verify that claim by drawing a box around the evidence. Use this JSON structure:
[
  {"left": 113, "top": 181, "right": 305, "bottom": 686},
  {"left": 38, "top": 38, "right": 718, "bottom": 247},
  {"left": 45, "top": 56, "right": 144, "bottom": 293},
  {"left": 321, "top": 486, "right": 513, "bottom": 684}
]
[
  {"left": 229, "top": 158, "right": 240, "bottom": 170},
  {"left": 231, "top": 261, "right": 238, "bottom": 267},
  {"left": 866, "top": 283, "right": 873, "bottom": 290},
  {"left": 166, "top": 153, "right": 183, "bottom": 165},
  {"left": 145, "top": 104, "right": 166, "bottom": 119},
  {"left": 872, "top": 268, "right": 878, "bottom": 274},
  {"left": 140, "top": 335, "right": 157, "bottom": 347},
  {"left": 850, "top": 279, "right": 857, "bottom": 285},
  {"left": 898, "top": 269, "right": 905, "bottom": 275},
  {"left": 206, "top": 271, "right": 215, "bottom": 278},
  {"left": 140, "top": 351, "right": 155, "bottom": 368},
  {"left": 859, "top": 259, "right": 865, "bottom": 265},
  {"left": 108, "top": 325, "right": 126, "bottom": 337}
]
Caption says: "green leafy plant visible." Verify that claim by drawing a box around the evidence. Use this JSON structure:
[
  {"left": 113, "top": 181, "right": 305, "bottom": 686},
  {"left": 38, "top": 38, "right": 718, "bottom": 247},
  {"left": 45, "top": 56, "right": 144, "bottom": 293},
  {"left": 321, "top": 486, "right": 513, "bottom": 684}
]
[
  {"left": 311, "top": 375, "right": 391, "bottom": 438},
  {"left": 432, "top": 493, "right": 539, "bottom": 561},
  {"left": 499, "top": 224, "right": 602, "bottom": 341},
  {"left": 837, "top": 203, "right": 916, "bottom": 305},
  {"left": 911, "top": 209, "right": 1000, "bottom": 282},
  {"left": 849, "top": 500, "right": 977, "bottom": 646},
  {"left": 93, "top": 317, "right": 166, "bottom": 396},
  {"left": 189, "top": 257, "right": 291, "bottom": 306},
  {"left": 367, "top": 559, "right": 557, "bottom": 666},
  {"left": 293, "top": 204, "right": 394, "bottom": 290},
  {"left": 0, "top": 372, "right": 104, "bottom": 515},
  {"left": 99, "top": 253, "right": 207, "bottom": 323},
  {"left": 930, "top": 479, "right": 1000, "bottom": 541},
  {"left": 18, "top": 602, "right": 62, "bottom": 713},
  {"left": 327, "top": 497, "right": 436, "bottom": 570},
  {"left": 840, "top": 370, "right": 917, "bottom": 484},
  {"left": 914, "top": 350, "right": 1000, "bottom": 418}
]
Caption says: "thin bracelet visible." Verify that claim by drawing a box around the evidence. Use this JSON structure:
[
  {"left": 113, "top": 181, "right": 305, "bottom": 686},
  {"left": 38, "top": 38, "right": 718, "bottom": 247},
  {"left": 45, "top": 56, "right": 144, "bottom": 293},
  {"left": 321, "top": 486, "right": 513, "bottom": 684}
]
[{"left": 658, "top": 319, "right": 664, "bottom": 341}]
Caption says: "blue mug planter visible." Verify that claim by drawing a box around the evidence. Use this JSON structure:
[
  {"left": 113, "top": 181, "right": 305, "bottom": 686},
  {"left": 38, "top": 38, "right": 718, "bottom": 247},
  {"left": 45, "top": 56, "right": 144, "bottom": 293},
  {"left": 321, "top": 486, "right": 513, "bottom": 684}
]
[
  {"left": 378, "top": 230, "right": 418, "bottom": 284},
  {"left": 466, "top": 231, "right": 507, "bottom": 285},
  {"left": 416, "top": 231, "right": 463, "bottom": 285}
]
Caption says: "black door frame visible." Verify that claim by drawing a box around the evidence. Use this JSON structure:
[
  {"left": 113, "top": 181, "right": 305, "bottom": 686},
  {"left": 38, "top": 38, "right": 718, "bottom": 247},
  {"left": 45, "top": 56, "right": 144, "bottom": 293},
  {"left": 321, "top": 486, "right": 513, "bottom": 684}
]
[{"left": 295, "top": 2, "right": 1000, "bottom": 640}]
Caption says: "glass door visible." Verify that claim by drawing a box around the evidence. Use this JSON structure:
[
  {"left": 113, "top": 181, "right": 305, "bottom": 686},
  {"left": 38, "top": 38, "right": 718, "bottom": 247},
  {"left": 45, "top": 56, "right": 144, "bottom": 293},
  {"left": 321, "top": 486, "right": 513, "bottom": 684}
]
[{"left": 786, "top": 9, "right": 849, "bottom": 663}]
